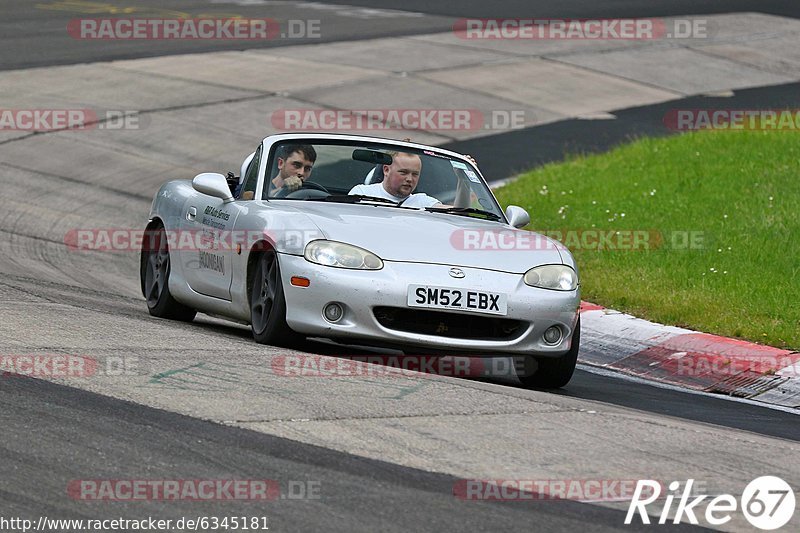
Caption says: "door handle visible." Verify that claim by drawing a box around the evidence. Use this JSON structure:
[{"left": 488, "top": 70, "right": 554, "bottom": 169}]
[{"left": 187, "top": 207, "right": 197, "bottom": 221}]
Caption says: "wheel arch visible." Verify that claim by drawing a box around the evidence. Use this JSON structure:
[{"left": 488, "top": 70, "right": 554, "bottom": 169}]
[
  {"left": 246, "top": 239, "right": 277, "bottom": 306},
  {"left": 140, "top": 217, "right": 166, "bottom": 298}
]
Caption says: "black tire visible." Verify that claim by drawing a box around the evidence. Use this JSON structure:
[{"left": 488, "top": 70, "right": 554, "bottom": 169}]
[
  {"left": 519, "top": 317, "right": 580, "bottom": 389},
  {"left": 140, "top": 224, "right": 196, "bottom": 321},
  {"left": 249, "top": 251, "right": 300, "bottom": 346}
]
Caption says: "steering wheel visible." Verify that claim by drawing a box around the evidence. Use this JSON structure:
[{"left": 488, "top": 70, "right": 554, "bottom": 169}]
[{"left": 273, "top": 180, "right": 330, "bottom": 198}]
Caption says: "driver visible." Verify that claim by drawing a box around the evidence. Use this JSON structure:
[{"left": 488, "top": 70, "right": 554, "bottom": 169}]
[
  {"left": 269, "top": 144, "right": 317, "bottom": 197},
  {"left": 349, "top": 151, "right": 441, "bottom": 208}
]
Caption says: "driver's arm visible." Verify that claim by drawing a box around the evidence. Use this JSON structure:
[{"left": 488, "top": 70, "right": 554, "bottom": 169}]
[{"left": 266, "top": 176, "right": 302, "bottom": 198}]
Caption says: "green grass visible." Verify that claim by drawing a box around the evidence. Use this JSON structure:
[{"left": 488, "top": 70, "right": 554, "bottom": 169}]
[{"left": 493, "top": 130, "right": 800, "bottom": 349}]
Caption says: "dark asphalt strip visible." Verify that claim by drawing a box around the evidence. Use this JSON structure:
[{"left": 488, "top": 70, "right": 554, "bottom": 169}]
[
  {"left": 563, "top": 368, "right": 800, "bottom": 442},
  {"left": 317, "top": 0, "right": 800, "bottom": 19},
  {"left": 0, "top": 376, "right": 700, "bottom": 532},
  {"left": 441, "top": 81, "right": 800, "bottom": 183}
]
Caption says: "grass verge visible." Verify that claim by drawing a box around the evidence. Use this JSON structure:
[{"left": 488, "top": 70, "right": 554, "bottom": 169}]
[{"left": 493, "top": 130, "right": 799, "bottom": 349}]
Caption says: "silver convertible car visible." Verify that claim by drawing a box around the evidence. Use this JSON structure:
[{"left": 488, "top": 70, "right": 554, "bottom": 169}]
[{"left": 141, "top": 134, "right": 581, "bottom": 388}]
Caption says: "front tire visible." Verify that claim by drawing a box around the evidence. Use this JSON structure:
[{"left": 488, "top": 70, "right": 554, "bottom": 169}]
[
  {"left": 140, "top": 224, "right": 196, "bottom": 321},
  {"left": 249, "top": 251, "right": 300, "bottom": 346},
  {"left": 519, "top": 317, "right": 580, "bottom": 389}
]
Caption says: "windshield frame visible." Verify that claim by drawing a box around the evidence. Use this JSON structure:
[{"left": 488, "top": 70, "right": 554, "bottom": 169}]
[{"left": 256, "top": 134, "right": 507, "bottom": 223}]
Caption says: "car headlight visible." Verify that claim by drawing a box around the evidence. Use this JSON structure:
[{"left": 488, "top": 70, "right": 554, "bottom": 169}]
[
  {"left": 304, "top": 240, "right": 383, "bottom": 270},
  {"left": 523, "top": 265, "right": 578, "bottom": 291}
]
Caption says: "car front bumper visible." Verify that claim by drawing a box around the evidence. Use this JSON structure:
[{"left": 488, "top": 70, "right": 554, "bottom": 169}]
[{"left": 279, "top": 253, "right": 580, "bottom": 357}]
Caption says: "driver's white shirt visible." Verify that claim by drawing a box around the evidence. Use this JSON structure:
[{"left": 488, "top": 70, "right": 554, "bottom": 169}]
[{"left": 348, "top": 183, "right": 441, "bottom": 208}]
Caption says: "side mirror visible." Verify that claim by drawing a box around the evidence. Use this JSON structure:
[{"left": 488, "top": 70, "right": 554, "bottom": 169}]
[
  {"left": 192, "top": 173, "right": 234, "bottom": 202},
  {"left": 505, "top": 205, "right": 530, "bottom": 228}
]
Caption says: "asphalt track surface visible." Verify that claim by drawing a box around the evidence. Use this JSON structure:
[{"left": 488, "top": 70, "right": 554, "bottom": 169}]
[
  {"left": 3, "top": 0, "right": 800, "bottom": 70},
  {"left": 3, "top": 0, "right": 452, "bottom": 70},
  {"left": 442, "top": 81, "right": 800, "bottom": 182},
  {"left": 2, "top": 1, "right": 800, "bottom": 532},
  {"left": 320, "top": 0, "right": 800, "bottom": 18},
  {"left": 1, "top": 376, "right": 701, "bottom": 532}
]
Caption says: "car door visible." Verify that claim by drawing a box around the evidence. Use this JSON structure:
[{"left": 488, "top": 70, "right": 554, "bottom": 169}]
[
  {"left": 179, "top": 145, "right": 264, "bottom": 300},
  {"left": 178, "top": 191, "right": 242, "bottom": 301}
]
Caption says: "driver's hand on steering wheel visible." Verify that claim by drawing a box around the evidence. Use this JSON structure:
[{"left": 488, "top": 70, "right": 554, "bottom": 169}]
[{"left": 284, "top": 176, "right": 303, "bottom": 192}]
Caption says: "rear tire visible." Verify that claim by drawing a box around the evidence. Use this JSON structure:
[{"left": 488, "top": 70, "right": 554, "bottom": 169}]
[
  {"left": 140, "top": 224, "right": 196, "bottom": 321},
  {"left": 519, "top": 317, "right": 580, "bottom": 389},
  {"left": 249, "top": 251, "right": 300, "bottom": 346}
]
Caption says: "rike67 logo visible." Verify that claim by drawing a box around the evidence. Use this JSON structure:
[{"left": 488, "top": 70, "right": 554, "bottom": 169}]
[{"left": 625, "top": 476, "right": 795, "bottom": 530}]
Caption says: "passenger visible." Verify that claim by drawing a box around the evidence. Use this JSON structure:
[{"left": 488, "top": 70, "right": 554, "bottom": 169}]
[{"left": 349, "top": 151, "right": 441, "bottom": 208}]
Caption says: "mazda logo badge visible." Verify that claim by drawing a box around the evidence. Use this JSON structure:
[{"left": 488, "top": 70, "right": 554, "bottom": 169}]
[{"left": 449, "top": 268, "right": 465, "bottom": 278}]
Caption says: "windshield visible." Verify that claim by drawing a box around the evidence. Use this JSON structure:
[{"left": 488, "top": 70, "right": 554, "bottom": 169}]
[{"left": 262, "top": 139, "right": 504, "bottom": 220}]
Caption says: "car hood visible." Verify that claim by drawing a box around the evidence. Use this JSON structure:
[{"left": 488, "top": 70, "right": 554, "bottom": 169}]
[{"left": 284, "top": 202, "right": 566, "bottom": 274}]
